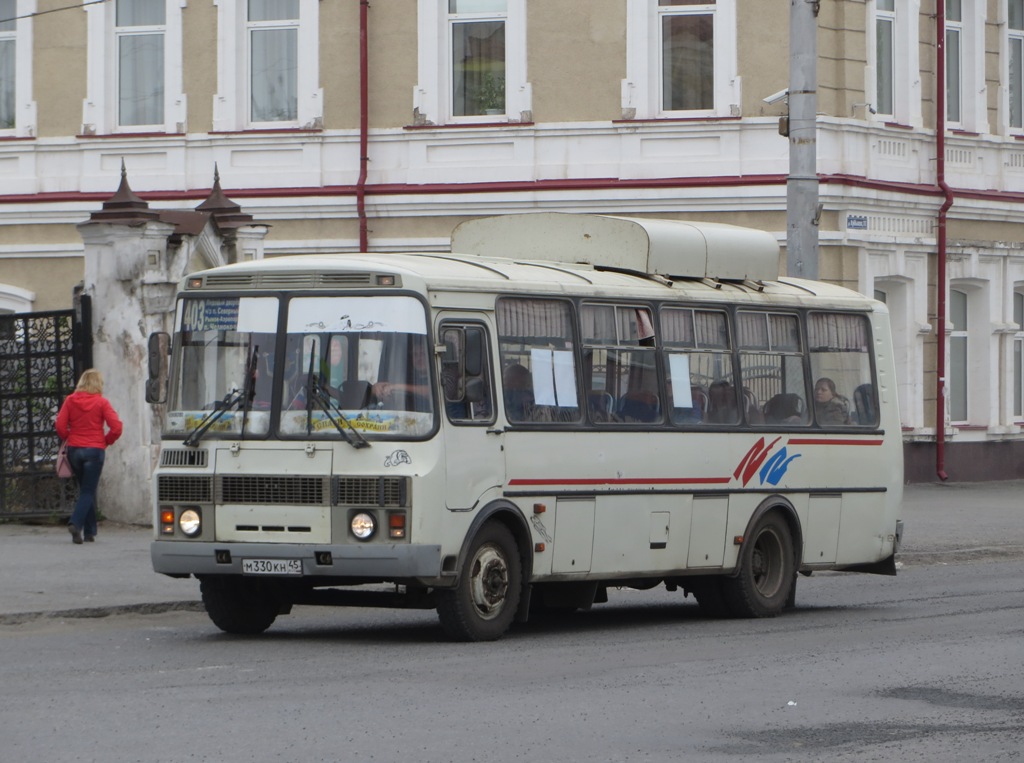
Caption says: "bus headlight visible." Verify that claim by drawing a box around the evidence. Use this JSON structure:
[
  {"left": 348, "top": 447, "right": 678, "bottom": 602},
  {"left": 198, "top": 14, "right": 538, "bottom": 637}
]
[
  {"left": 351, "top": 512, "right": 377, "bottom": 541},
  {"left": 179, "top": 508, "right": 202, "bottom": 537}
]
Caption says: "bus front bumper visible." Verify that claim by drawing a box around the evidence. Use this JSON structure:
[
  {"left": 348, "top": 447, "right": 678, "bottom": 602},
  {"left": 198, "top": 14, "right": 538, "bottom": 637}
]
[{"left": 151, "top": 540, "right": 443, "bottom": 580}]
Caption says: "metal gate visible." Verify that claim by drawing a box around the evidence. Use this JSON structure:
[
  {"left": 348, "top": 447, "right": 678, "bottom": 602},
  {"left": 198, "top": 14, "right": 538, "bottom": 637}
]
[{"left": 0, "top": 300, "right": 92, "bottom": 519}]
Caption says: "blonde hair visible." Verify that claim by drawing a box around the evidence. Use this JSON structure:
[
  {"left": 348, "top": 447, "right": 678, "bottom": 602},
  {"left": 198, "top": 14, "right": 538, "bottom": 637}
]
[{"left": 76, "top": 368, "right": 105, "bottom": 395}]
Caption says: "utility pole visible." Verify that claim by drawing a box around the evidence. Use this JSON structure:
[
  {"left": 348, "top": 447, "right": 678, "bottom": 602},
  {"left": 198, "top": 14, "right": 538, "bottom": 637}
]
[{"left": 786, "top": 0, "right": 820, "bottom": 279}]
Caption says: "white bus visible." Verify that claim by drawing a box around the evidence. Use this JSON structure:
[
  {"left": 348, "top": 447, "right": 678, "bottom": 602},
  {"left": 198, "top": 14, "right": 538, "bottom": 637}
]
[{"left": 148, "top": 213, "right": 903, "bottom": 641}]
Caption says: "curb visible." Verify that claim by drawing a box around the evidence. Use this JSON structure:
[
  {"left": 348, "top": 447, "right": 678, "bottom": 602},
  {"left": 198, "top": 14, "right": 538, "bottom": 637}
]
[{"left": 0, "top": 600, "right": 202, "bottom": 627}]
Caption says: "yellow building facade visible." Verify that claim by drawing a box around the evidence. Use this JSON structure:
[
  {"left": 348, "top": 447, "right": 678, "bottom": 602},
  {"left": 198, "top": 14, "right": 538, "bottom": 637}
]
[{"left": 2, "top": 0, "right": 1024, "bottom": 479}]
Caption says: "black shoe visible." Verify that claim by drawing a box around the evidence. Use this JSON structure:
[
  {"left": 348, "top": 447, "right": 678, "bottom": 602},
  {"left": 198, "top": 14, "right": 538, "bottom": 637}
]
[
  {"left": 68, "top": 524, "right": 83, "bottom": 544},
  {"left": 84, "top": 535, "right": 95, "bottom": 542}
]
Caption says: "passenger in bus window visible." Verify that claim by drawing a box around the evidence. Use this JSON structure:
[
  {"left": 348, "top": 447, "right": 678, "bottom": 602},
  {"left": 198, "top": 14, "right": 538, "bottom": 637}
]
[
  {"left": 853, "top": 383, "right": 878, "bottom": 425},
  {"left": 707, "top": 380, "right": 739, "bottom": 424},
  {"left": 503, "top": 363, "right": 535, "bottom": 422},
  {"left": 764, "top": 392, "right": 806, "bottom": 424},
  {"left": 813, "top": 377, "right": 851, "bottom": 425}
]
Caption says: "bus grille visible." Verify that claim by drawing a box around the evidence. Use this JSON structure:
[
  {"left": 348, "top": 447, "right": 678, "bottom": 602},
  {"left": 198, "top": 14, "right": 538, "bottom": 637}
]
[
  {"left": 201, "top": 272, "right": 374, "bottom": 290},
  {"left": 158, "top": 475, "right": 213, "bottom": 503},
  {"left": 218, "top": 475, "right": 326, "bottom": 505},
  {"left": 160, "top": 448, "right": 208, "bottom": 468},
  {"left": 333, "top": 477, "right": 408, "bottom": 507}
]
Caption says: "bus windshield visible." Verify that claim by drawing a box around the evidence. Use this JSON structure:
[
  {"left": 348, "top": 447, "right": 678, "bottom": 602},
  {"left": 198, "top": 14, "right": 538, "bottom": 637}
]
[{"left": 163, "top": 294, "right": 435, "bottom": 440}]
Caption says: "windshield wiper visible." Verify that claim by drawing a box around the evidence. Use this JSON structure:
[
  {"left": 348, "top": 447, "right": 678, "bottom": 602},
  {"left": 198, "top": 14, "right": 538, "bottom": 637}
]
[
  {"left": 239, "top": 345, "right": 259, "bottom": 437},
  {"left": 184, "top": 346, "right": 258, "bottom": 447},
  {"left": 302, "top": 348, "right": 370, "bottom": 449}
]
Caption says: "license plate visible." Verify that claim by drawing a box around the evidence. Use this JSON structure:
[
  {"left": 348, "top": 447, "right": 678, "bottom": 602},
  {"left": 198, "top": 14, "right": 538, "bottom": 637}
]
[{"left": 241, "top": 558, "right": 302, "bottom": 576}]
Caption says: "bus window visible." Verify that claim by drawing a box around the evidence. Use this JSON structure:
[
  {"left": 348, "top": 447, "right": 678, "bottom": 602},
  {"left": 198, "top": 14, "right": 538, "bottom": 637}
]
[
  {"left": 808, "top": 312, "right": 875, "bottom": 427},
  {"left": 661, "top": 307, "right": 736, "bottom": 425},
  {"left": 581, "top": 304, "right": 661, "bottom": 424},
  {"left": 496, "top": 298, "right": 581, "bottom": 424},
  {"left": 440, "top": 324, "right": 495, "bottom": 423},
  {"left": 738, "top": 311, "right": 810, "bottom": 426}
]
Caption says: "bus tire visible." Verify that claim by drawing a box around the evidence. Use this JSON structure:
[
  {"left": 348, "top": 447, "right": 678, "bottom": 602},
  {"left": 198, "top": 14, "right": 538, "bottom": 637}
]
[
  {"left": 721, "top": 511, "right": 795, "bottom": 618},
  {"left": 436, "top": 522, "right": 522, "bottom": 642},
  {"left": 200, "top": 577, "right": 280, "bottom": 635}
]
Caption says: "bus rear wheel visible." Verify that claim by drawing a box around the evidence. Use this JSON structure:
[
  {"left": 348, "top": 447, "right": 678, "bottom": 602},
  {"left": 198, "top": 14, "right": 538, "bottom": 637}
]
[
  {"left": 436, "top": 522, "right": 522, "bottom": 642},
  {"left": 721, "top": 511, "right": 795, "bottom": 618},
  {"left": 200, "top": 577, "right": 281, "bottom": 635}
]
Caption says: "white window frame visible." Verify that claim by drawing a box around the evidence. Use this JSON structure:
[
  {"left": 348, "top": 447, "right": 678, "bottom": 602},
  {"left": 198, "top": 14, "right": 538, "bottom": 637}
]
[
  {"left": 1007, "top": 0, "right": 1024, "bottom": 133},
  {"left": 0, "top": 282, "right": 35, "bottom": 313},
  {"left": 0, "top": 0, "right": 36, "bottom": 137},
  {"left": 623, "top": 0, "right": 738, "bottom": 120},
  {"left": 948, "top": 287, "right": 969, "bottom": 424},
  {"left": 415, "top": 0, "right": 530, "bottom": 125},
  {"left": 82, "top": 0, "right": 185, "bottom": 135},
  {"left": 1013, "top": 290, "right": 1024, "bottom": 419},
  {"left": 946, "top": 0, "right": 987, "bottom": 133},
  {"left": 866, "top": 0, "right": 923, "bottom": 128},
  {"left": 213, "top": 0, "right": 321, "bottom": 132}
]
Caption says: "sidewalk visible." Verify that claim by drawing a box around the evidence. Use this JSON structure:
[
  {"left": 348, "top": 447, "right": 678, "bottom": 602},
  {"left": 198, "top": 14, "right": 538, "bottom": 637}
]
[{"left": 1, "top": 481, "right": 1022, "bottom": 623}]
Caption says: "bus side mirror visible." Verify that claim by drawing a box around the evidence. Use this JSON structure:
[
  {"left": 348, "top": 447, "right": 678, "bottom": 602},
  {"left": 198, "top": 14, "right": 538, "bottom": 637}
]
[
  {"left": 465, "top": 328, "right": 483, "bottom": 377},
  {"left": 146, "top": 332, "right": 170, "bottom": 404}
]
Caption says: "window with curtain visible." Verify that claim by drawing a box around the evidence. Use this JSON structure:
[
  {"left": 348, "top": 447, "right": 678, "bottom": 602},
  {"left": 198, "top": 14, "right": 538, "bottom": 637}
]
[
  {"left": 737, "top": 311, "right": 809, "bottom": 426},
  {"left": 450, "top": 0, "right": 506, "bottom": 117},
  {"left": 949, "top": 289, "right": 968, "bottom": 422},
  {"left": 248, "top": 0, "right": 298, "bottom": 123},
  {"left": 875, "top": 0, "right": 895, "bottom": 117},
  {"left": 660, "top": 307, "right": 735, "bottom": 425},
  {"left": 580, "top": 304, "right": 661, "bottom": 425},
  {"left": 807, "top": 313, "right": 875, "bottom": 427},
  {"left": 116, "top": 0, "right": 165, "bottom": 127},
  {"left": 659, "top": 0, "right": 715, "bottom": 112},
  {"left": 496, "top": 298, "right": 580, "bottom": 424},
  {"left": 946, "top": 0, "right": 962, "bottom": 124},
  {"left": 1011, "top": 0, "right": 1024, "bottom": 129}
]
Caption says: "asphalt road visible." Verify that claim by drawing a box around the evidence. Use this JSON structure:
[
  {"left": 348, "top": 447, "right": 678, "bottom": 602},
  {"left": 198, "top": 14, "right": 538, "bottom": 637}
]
[{"left": 2, "top": 557, "right": 1021, "bottom": 763}]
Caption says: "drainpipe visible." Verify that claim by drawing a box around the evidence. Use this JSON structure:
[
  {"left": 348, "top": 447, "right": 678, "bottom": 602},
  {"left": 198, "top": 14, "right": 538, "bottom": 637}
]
[
  {"left": 935, "top": 0, "right": 952, "bottom": 480},
  {"left": 357, "top": 0, "right": 370, "bottom": 252}
]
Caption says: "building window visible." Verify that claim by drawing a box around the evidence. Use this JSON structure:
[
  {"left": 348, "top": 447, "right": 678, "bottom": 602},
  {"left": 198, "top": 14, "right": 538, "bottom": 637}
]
[
  {"left": 0, "top": 0, "right": 14, "bottom": 130},
  {"left": 416, "top": 0, "right": 527, "bottom": 124},
  {"left": 868, "top": 0, "right": 922, "bottom": 127},
  {"left": 116, "top": 0, "right": 165, "bottom": 126},
  {"left": 949, "top": 288, "right": 968, "bottom": 423},
  {"left": 82, "top": 0, "right": 183, "bottom": 134},
  {"left": 450, "top": 0, "right": 506, "bottom": 117},
  {"left": 248, "top": 0, "right": 297, "bottom": 123},
  {"left": 0, "top": 0, "right": 35, "bottom": 136},
  {"left": 660, "top": 0, "right": 714, "bottom": 112},
  {"left": 1011, "top": 0, "right": 1024, "bottom": 130},
  {"left": 623, "top": 0, "right": 737, "bottom": 119},
  {"left": 875, "top": 0, "right": 895, "bottom": 116},
  {"left": 213, "top": 0, "right": 320, "bottom": 131},
  {"left": 946, "top": 0, "right": 962, "bottom": 124},
  {"left": 1014, "top": 291, "right": 1024, "bottom": 418}
]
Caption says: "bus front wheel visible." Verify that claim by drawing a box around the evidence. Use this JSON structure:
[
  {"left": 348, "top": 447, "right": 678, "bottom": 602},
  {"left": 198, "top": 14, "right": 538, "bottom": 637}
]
[
  {"left": 721, "top": 511, "right": 795, "bottom": 618},
  {"left": 436, "top": 522, "right": 522, "bottom": 642},
  {"left": 200, "top": 577, "right": 280, "bottom": 635}
]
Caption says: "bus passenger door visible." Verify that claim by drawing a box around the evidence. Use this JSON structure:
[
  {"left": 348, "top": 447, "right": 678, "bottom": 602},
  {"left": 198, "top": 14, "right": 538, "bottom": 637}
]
[{"left": 438, "top": 319, "right": 505, "bottom": 510}]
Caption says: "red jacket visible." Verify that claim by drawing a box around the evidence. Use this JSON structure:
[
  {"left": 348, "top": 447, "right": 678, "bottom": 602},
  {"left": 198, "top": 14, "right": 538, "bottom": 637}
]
[{"left": 55, "top": 391, "right": 123, "bottom": 449}]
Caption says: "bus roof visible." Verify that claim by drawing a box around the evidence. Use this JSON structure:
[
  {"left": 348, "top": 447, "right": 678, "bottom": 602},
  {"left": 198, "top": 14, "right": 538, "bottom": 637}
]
[{"left": 451, "top": 213, "right": 780, "bottom": 282}]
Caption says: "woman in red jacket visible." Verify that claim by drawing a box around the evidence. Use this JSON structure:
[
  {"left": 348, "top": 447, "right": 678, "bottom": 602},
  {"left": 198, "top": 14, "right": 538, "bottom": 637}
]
[{"left": 55, "top": 369, "right": 123, "bottom": 544}]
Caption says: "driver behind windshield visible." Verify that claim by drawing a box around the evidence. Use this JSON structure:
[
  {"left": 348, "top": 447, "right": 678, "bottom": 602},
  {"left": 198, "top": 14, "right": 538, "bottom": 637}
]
[{"left": 372, "top": 340, "right": 432, "bottom": 412}]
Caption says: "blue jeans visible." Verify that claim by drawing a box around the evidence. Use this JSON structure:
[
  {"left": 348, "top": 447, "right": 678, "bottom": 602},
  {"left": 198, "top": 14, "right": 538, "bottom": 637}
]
[{"left": 68, "top": 447, "right": 105, "bottom": 538}]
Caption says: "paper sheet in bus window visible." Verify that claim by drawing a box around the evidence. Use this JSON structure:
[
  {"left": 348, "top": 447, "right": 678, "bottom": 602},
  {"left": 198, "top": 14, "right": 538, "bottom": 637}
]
[
  {"left": 669, "top": 354, "right": 693, "bottom": 407},
  {"left": 531, "top": 348, "right": 578, "bottom": 407}
]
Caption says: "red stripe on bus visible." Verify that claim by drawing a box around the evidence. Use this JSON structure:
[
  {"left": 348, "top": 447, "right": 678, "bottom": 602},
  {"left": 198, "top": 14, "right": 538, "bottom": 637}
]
[
  {"left": 506, "top": 477, "right": 732, "bottom": 486},
  {"left": 787, "top": 438, "right": 884, "bottom": 446}
]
